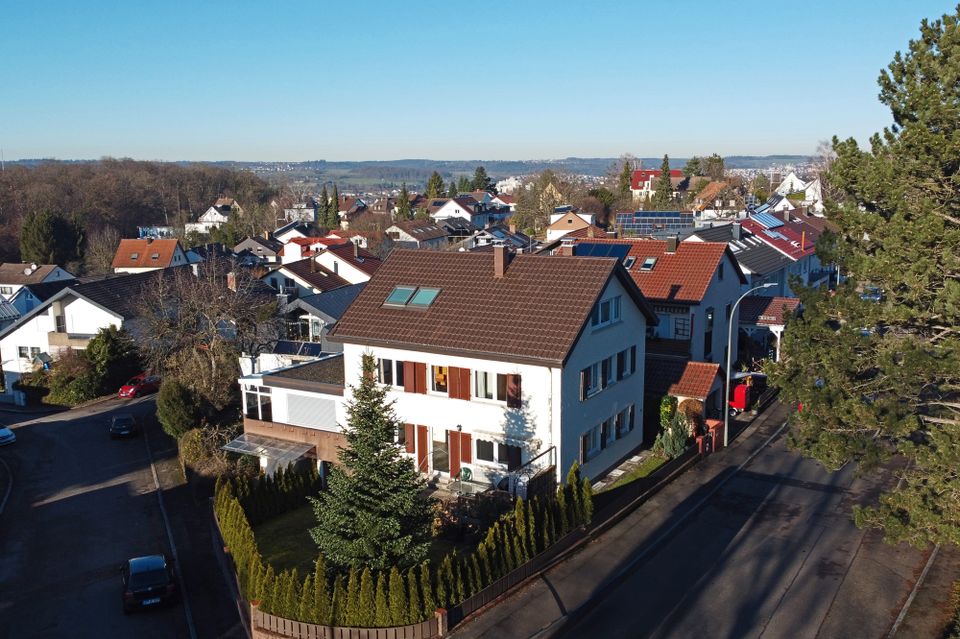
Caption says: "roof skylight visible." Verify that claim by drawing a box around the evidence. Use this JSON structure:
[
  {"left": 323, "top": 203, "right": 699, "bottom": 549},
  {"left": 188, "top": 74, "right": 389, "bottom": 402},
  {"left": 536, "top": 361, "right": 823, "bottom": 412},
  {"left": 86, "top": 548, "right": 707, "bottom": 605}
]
[
  {"left": 409, "top": 287, "right": 441, "bottom": 307},
  {"left": 384, "top": 286, "right": 416, "bottom": 305},
  {"left": 640, "top": 257, "right": 657, "bottom": 271},
  {"left": 384, "top": 285, "right": 441, "bottom": 308}
]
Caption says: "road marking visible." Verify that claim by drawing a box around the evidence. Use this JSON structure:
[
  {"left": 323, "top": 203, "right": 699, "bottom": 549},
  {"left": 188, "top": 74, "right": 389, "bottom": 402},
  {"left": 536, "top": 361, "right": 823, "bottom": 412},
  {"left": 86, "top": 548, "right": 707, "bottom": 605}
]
[
  {"left": 0, "top": 456, "right": 12, "bottom": 517},
  {"left": 143, "top": 428, "right": 198, "bottom": 639}
]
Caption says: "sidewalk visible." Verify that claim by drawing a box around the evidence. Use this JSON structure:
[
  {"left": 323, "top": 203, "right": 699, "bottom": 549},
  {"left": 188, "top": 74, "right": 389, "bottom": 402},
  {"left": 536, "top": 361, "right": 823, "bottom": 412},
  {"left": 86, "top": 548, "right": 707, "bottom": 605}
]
[{"left": 449, "top": 402, "right": 791, "bottom": 638}]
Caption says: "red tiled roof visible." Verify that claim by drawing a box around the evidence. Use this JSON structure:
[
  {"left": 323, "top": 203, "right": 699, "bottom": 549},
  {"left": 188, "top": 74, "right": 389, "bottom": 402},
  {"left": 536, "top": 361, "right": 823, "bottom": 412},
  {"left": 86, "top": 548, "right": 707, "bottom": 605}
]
[
  {"left": 280, "top": 258, "right": 352, "bottom": 293},
  {"left": 495, "top": 194, "right": 515, "bottom": 204},
  {"left": 631, "top": 169, "right": 684, "bottom": 190},
  {"left": 324, "top": 243, "right": 383, "bottom": 276},
  {"left": 645, "top": 356, "right": 721, "bottom": 400},
  {"left": 111, "top": 239, "right": 183, "bottom": 269},
  {"left": 741, "top": 214, "right": 823, "bottom": 260},
  {"left": 693, "top": 181, "right": 729, "bottom": 210},
  {"left": 330, "top": 250, "right": 657, "bottom": 366},
  {"left": 738, "top": 296, "right": 800, "bottom": 326},
  {"left": 565, "top": 237, "right": 743, "bottom": 304}
]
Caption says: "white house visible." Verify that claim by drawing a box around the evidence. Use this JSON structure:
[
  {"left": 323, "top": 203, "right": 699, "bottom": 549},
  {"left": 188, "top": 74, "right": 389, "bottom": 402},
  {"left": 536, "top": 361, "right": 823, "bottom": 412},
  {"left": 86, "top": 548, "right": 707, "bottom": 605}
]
[
  {"left": 261, "top": 258, "right": 353, "bottom": 299},
  {"left": 185, "top": 197, "right": 242, "bottom": 234},
  {"left": 774, "top": 172, "right": 824, "bottom": 214},
  {"left": 546, "top": 211, "right": 597, "bottom": 242},
  {"left": 112, "top": 239, "right": 192, "bottom": 274},
  {"left": 311, "top": 243, "right": 382, "bottom": 284},
  {"left": 0, "top": 263, "right": 75, "bottom": 302},
  {"left": 431, "top": 196, "right": 491, "bottom": 228},
  {"left": 330, "top": 246, "right": 658, "bottom": 490},
  {"left": 385, "top": 219, "right": 449, "bottom": 249},
  {"left": 629, "top": 168, "right": 685, "bottom": 203}
]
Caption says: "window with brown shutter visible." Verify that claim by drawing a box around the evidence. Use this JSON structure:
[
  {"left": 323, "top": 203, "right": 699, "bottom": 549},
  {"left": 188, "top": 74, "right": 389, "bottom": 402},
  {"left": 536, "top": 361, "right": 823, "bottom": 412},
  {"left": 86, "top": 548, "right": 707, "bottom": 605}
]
[
  {"left": 459, "top": 368, "right": 471, "bottom": 400},
  {"left": 506, "top": 374, "right": 522, "bottom": 408},
  {"left": 404, "top": 423, "right": 415, "bottom": 453},
  {"left": 403, "top": 361, "right": 416, "bottom": 392},
  {"left": 414, "top": 362, "right": 427, "bottom": 394},
  {"left": 447, "top": 366, "right": 460, "bottom": 399},
  {"left": 460, "top": 432, "right": 472, "bottom": 464}
]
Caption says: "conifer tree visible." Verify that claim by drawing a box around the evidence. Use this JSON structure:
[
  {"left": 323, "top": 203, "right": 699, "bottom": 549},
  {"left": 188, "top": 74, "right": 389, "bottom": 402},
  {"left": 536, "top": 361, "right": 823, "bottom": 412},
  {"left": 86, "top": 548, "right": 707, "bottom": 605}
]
[
  {"left": 374, "top": 571, "right": 390, "bottom": 627},
  {"left": 457, "top": 176, "right": 472, "bottom": 193},
  {"left": 345, "top": 566, "right": 360, "bottom": 626},
  {"left": 435, "top": 557, "right": 450, "bottom": 608},
  {"left": 331, "top": 573, "right": 347, "bottom": 626},
  {"left": 260, "top": 565, "right": 276, "bottom": 613},
  {"left": 544, "top": 505, "right": 555, "bottom": 548},
  {"left": 313, "top": 559, "right": 332, "bottom": 625},
  {"left": 514, "top": 497, "right": 529, "bottom": 561},
  {"left": 567, "top": 462, "right": 584, "bottom": 525},
  {"left": 298, "top": 574, "right": 315, "bottom": 622},
  {"left": 469, "top": 554, "right": 483, "bottom": 594},
  {"left": 419, "top": 562, "right": 435, "bottom": 617},
  {"left": 407, "top": 567, "right": 422, "bottom": 624},
  {"left": 396, "top": 183, "right": 413, "bottom": 220},
  {"left": 358, "top": 567, "right": 375, "bottom": 627},
  {"left": 477, "top": 541, "right": 493, "bottom": 585},
  {"left": 555, "top": 490, "right": 568, "bottom": 536},
  {"left": 329, "top": 184, "right": 340, "bottom": 228},
  {"left": 448, "top": 180, "right": 458, "bottom": 198},
  {"left": 580, "top": 475, "right": 594, "bottom": 525},
  {"left": 452, "top": 558, "right": 465, "bottom": 603},
  {"left": 319, "top": 184, "right": 330, "bottom": 224},
  {"left": 651, "top": 155, "right": 675, "bottom": 210},
  {"left": 526, "top": 498, "right": 537, "bottom": 555},
  {"left": 472, "top": 166, "right": 491, "bottom": 192},
  {"left": 618, "top": 158, "right": 633, "bottom": 197},
  {"left": 388, "top": 566, "right": 408, "bottom": 626},
  {"left": 426, "top": 171, "right": 445, "bottom": 199},
  {"left": 310, "top": 355, "right": 433, "bottom": 570},
  {"left": 769, "top": 6, "right": 960, "bottom": 548},
  {"left": 283, "top": 569, "right": 300, "bottom": 619}
]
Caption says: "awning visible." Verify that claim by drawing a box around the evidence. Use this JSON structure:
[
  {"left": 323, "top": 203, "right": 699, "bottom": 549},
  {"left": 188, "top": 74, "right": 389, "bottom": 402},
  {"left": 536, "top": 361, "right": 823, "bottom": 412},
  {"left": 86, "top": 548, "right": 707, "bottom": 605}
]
[{"left": 222, "top": 433, "right": 314, "bottom": 466}]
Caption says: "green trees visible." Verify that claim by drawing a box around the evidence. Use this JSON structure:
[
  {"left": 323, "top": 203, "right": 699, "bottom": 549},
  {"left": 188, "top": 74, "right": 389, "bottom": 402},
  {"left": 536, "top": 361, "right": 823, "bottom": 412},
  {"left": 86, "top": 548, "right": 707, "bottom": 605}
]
[
  {"left": 703, "top": 153, "right": 725, "bottom": 180},
  {"left": 651, "top": 155, "right": 675, "bottom": 210},
  {"left": 85, "top": 325, "right": 141, "bottom": 393},
  {"left": 425, "top": 172, "right": 445, "bottom": 199},
  {"left": 19, "top": 210, "right": 84, "bottom": 267},
  {"left": 310, "top": 355, "right": 434, "bottom": 570},
  {"left": 318, "top": 185, "right": 331, "bottom": 226},
  {"left": 768, "top": 7, "right": 960, "bottom": 548},
  {"left": 456, "top": 176, "right": 472, "bottom": 194},
  {"left": 683, "top": 156, "right": 702, "bottom": 178},
  {"left": 617, "top": 158, "right": 634, "bottom": 197},
  {"left": 156, "top": 378, "right": 199, "bottom": 438},
  {"left": 328, "top": 185, "right": 341, "bottom": 229},
  {"left": 396, "top": 183, "right": 413, "bottom": 220},
  {"left": 448, "top": 180, "right": 458, "bottom": 198},
  {"left": 472, "top": 166, "right": 494, "bottom": 192}
]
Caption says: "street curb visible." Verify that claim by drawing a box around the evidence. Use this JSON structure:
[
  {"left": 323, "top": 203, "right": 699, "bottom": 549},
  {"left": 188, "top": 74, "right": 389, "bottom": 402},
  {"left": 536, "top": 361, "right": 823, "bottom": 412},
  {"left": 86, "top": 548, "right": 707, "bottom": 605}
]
[{"left": 0, "top": 456, "right": 12, "bottom": 518}]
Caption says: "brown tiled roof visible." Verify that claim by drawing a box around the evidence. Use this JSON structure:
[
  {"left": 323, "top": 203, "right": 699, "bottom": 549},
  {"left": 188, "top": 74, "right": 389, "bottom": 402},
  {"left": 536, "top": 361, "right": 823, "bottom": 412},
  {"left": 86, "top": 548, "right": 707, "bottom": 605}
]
[
  {"left": 645, "top": 356, "right": 721, "bottom": 400},
  {"left": 266, "top": 355, "right": 345, "bottom": 390},
  {"left": 214, "top": 197, "right": 239, "bottom": 208},
  {"left": 111, "top": 239, "right": 183, "bottom": 269},
  {"left": 738, "top": 296, "right": 800, "bottom": 326},
  {"left": 390, "top": 219, "right": 449, "bottom": 241},
  {"left": 564, "top": 238, "right": 744, "bottom": 304},
  {"left": 281, "top": 258, "right": 352, "bottom": 292},
  {"left": 324, "top": 243, "right": 383, "bottom": 276},
  {"left": 693, "top": 181, "right": 729, "bottom": 210},
  {"left": 330, "top": 249, "right": 657, "bottom": 366},
  {"left": 0, "top": 263, "right": 63, "bottom": 285}
]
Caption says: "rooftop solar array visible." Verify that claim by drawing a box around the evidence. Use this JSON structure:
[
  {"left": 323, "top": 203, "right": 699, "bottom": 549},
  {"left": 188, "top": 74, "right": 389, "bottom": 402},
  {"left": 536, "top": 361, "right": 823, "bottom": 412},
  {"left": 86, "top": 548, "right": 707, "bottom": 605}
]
[
  {"left": 574, "top": 243, "right": 631, "bottom": 259},
  {"left": 752, "top": 212, "right": 784, "bottom": 229},
  {"left": 616, "top": 211, "right": 694, "bottom": 235}
]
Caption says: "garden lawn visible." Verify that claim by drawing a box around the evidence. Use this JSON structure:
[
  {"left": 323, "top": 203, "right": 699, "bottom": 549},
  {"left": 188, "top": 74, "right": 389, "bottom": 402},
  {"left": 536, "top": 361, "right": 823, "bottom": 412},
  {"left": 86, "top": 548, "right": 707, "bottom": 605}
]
[
  {"left": 253, "top": 504, "right": 318, "bottom": 576},
  {"left": 602, "top": 455, "right": 667, "bottom": 491}
]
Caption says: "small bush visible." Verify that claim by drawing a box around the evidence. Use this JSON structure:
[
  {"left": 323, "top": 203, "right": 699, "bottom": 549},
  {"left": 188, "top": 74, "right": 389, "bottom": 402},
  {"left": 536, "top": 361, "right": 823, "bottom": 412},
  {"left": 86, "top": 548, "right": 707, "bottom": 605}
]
[{"left": 157, "top": 378, "right": 200, "bottom": 439}]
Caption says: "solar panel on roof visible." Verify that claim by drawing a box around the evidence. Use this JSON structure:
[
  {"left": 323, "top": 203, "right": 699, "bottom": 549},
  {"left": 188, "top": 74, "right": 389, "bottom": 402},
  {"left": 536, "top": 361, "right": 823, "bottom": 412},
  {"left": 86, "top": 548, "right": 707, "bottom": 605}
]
[
  {"left": 576, "top": 243, "right": 630, "bottom": 259},
  {"left": 752, "top": 212, "right": 784, "bottom": 229}
]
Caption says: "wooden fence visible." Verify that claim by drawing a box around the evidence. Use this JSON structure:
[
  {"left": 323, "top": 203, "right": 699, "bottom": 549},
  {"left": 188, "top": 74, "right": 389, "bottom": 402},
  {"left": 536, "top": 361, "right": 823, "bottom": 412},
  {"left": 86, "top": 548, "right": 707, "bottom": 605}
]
[{"left": 251, "top": 606, "right": 440, "bottom": 639}]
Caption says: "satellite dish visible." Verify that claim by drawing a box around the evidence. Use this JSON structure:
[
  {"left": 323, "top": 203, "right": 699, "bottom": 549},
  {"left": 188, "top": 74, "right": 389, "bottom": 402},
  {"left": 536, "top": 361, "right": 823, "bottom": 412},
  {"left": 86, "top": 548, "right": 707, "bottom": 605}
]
[{"left": 23, "top": 267, "right": 31, "bottom": 275}]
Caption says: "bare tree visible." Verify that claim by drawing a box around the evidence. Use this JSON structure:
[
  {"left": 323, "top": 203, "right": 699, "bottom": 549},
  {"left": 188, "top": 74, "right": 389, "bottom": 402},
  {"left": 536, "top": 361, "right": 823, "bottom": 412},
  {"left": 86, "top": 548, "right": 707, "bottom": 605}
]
[{"left": 83, "top": 226, "right": 121, "bottom": 275}]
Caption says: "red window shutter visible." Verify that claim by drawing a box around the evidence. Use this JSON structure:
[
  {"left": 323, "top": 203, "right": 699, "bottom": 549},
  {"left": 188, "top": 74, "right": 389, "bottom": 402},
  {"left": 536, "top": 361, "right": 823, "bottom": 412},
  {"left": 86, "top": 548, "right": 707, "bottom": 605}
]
[
  {"left": 506, "top": 374, "right": 522, "bottom": 409},
  {"left": 404, "top": 423, "right": 415, "bottom": 454},
  {"left": 447, "top": 366, "right": 460, "bottom": 399},
  {"left": 416, "top": 425, "right": 428, "bottom": 471},
  {"left": 460, "top": 432, "right": 472, "bottom": 464},
  {"left": 403, "top": 361, "right": 416, "bottom": 393},
  {"left": 459, "top": 368, "right": 471, "bottom": 400},
  {"left": 415, "top": 363, "right": 427, "bottom": 394},
  {"left": 449, "top": 430, "right": 461, "bottom": 478}
]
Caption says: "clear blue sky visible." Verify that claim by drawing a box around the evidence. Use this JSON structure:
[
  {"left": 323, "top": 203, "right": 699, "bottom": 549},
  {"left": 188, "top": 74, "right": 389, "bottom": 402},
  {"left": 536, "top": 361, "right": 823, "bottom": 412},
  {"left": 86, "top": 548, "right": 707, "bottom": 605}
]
[{"left": 0, "top": 0, "right": 952, "bottom": 161}]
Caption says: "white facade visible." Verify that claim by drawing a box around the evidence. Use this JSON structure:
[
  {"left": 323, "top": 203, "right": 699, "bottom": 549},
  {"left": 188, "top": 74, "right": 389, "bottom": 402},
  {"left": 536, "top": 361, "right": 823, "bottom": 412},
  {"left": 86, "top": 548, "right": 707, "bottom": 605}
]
[
  {"left": 339, "top": 275, "right": 648, "bottom": 486},
  {"left": 313, "top": 252, "right": 372, "bottom": 284},
  {"left": 431, "top": 200, "right": 489, "bottom": 228}
]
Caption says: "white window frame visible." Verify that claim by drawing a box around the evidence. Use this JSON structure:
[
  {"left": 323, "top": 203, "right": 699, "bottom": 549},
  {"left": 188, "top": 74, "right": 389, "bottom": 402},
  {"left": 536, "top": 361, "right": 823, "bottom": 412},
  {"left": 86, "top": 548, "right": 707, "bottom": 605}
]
[{"left": 590, "top": 296, "right": 622, "bottom": 329}]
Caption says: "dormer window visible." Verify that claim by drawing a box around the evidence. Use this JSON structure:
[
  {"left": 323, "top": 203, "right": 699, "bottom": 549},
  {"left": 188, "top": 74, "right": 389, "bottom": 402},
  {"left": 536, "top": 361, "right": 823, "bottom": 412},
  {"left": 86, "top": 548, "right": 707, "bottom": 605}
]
[
  {"left": 151, "top": 252, "right": 159, "bottom": 260},
  {"left": 131, "top": 252, "right": 139, "bottom": 260}
]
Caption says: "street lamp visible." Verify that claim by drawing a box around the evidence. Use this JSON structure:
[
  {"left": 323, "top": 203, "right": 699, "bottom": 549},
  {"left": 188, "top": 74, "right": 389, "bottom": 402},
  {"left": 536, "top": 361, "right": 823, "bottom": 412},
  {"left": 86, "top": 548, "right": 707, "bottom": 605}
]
[{"left": 724, "top": 282, "right": 777, "bottom": 447}]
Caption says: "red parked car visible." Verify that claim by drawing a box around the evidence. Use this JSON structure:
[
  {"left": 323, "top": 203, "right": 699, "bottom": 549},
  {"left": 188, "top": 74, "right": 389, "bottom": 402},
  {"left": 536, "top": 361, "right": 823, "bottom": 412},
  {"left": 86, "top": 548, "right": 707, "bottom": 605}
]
[{"left": 118, "top": 374, "right": 161, "bottom": 398}]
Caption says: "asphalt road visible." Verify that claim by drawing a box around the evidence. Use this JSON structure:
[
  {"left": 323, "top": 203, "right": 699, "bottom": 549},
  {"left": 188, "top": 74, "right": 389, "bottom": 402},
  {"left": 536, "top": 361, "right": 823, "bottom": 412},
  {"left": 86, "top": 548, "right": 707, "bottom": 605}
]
[
  {"left": 552, "top": 417, "right": 924, "bottom": 639},
  {"left": 0, "top": 398, "right": 190, "bottom": 639}
]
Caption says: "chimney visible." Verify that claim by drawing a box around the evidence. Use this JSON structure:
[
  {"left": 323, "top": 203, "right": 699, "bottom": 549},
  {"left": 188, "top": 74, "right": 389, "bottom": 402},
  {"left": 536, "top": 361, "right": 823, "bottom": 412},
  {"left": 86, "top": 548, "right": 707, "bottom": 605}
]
[
  {"left": 731, "top": 222, "right": 741, "bottom": 241},
  {"left": 801, "top": 230, "right": 806, "bottom": 252},
  {"left": 353, "top": 241, "right": 359, "bottom": 258},
  {"left": 263, "top": 230, "right": 270, "bottom": 240},
  {"left": 587, "top": 226, "right": 596, "bottom": 238},
  {"left": 782, "top": 210, "right": 791, "bottom": 222},
  {"left": 493, "top": 243, "right": 511, "bottom": 278},
  {"left": 509, "top": 223, "right": 517, "bottom": 234},
  {"left": 666, "top": 235, "right": 679, "bottom": 254},
  {"left": 227, "top": 271, "right": 237, "bottom": 292},
  {"left": 560, "top": 237, "right": 575, "bottom": 256}
]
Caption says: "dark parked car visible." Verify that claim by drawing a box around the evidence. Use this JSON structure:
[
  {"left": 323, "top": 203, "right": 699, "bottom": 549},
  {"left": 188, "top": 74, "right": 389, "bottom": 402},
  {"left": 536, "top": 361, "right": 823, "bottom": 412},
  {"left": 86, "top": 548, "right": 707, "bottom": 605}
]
[
  {"left": 118, "top": 374, "right": 161, "bottom": 399},
  {"left": 121, "top": 554, "right": 177, "bottom": 614},
  {"left": 109, "top": 414, "right": 139, "bottom": 439}
]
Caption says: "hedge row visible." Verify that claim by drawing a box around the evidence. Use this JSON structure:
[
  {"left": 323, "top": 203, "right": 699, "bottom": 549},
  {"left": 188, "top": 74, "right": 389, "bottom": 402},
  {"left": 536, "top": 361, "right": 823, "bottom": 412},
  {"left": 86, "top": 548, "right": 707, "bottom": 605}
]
[
  {"left": 214, "top": 463, "right": 593, "bottom": 628},
  {"left": 232, "top": 463, "right": 324, "bottom": 526}
]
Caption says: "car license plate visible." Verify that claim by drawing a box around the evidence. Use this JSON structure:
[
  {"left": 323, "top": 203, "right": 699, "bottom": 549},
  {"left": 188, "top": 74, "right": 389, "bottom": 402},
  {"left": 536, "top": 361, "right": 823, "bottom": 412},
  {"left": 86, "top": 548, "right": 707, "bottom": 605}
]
[{"left": 143, "top": 597, "right": 161, "bottom": 605}]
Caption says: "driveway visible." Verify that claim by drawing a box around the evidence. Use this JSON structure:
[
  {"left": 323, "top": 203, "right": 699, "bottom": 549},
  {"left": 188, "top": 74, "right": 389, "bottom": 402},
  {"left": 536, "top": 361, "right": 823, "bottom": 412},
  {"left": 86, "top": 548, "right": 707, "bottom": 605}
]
[
  {"left": 452, "top": 403, "right": 929, "bottom": 639},
  {"left": 0, "top": 398, "right": 189, "bottom": 638}
]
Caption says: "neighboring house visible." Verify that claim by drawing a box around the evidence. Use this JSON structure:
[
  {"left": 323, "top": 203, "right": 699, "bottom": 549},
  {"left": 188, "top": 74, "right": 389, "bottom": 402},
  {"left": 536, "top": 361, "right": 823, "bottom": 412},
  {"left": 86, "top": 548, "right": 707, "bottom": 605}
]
[
  {"left": 439, "top": 217, "right": 480, "bottom": 243},
  {"left": 279, "top": 236, "right": 342, "bottom": 264},
  {"left": 329, "top": 246, "right": 659, "bottom": 489},
  {"left": 546, "top": 211, "right": 596, "bottom": 242},
  {"left": 283, "top": 202, "right": 318, "bottom": 223},
  {"left": 739, "top": 211, "right": 834, "bottom": 292},
  {"left": 738, "top": 295, "right": 800, "bottom": 362},
  {"left": 385, "top": 219, "right": 449, "bottom": 249},
  {"left": 495, "top": 176, "right": 522, "bottom": 194},
  {"left": 688, "top": 222, "right": 796, "bottom": 296},
  {"left": 774, "top": 171, "right": 824, "bottom": 214},
  {"left": 280, "top": 283, "right": 367, "bottom": 352},
  {"left": 235, "top": 236, "right": 283, "bottom": 264},
  {"left": 312, "top": 243, "right": 382, "bottom": 284},
  {"left": 185, "top": 197, "right": 242, "bottom": 234},
  {"left": 630, "top": 169, "right": 685, "bottom": 203},
  {"left": 614, "top": 210, "right": 696, "bottom": 238},
  {"left": 491, "top": 193, "right": 516, "bottom": 211},
  {"left": 0, "top": 263, "right": 75, "bottom": 303},
  {"left": 431, "top": 196, "right": 492, "bottom": 228},
  {"left": 337, "top": 195, "right": 368, "bottom": 226},
  {"left": 10, "top": 279, "right": 78, "bottom": 316},
  {"left": 261, "top": 257, "right": 352, "bottom": 299},
  {"left": 138, "top": 226, "right": 177, "bottom": 239},
  {"left": 273, "top": 221, "right": 316, "bottom": 244},
  {"left": 548, "top": 236, "right": 746, "bottom": 364},
  {"left": 464, "top": 224, "right": 539, "bottom": 253},
  {"left": 111, "top": 239, "right": 192, "bottom": 274},
  {"left": 692, "top": 181, "right": 740, "bottom": 220},
  {"left": 0, "top": 270, "right": 166, "bottom": 403}
]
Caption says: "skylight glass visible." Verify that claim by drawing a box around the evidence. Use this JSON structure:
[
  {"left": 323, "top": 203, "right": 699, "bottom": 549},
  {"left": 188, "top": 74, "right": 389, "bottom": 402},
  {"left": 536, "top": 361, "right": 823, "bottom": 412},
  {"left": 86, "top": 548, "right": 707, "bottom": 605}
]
[
  {"left": 409, "top": 287, "right": 441, "bottom": 307},
  {"left": 640, "top": 257, "right": 657, "bottom": 271},
  {"left": 623, "top": 257, "right": 636, "bottom": 269},
  {"left": 385, "top": 286, "right": 416, "bottom": 305}
]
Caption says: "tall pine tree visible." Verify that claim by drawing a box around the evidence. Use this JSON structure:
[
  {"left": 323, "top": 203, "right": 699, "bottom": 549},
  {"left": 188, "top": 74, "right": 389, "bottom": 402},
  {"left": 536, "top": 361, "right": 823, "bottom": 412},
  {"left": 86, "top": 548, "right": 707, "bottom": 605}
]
[
  {"left": 310, "top": 355, "right": 434, "bottom": 570},
  {"left": 425, "top": 171, "right": 445, "bottom": 199},
  {"left": 651, "top": 155, "right": 674, "bottom": 210},
  {"left": 769, "top": 6, "right": 960, "bottom": 548},
  {"left": 328, "top": 184, "right": 340, "bottom": 228},
  {"left": 448, "top": 180, "right": 458, "bottom": 198},
  {"left": 396, "top": 183, "right": 413, "bottom": 220}
]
